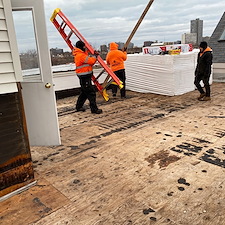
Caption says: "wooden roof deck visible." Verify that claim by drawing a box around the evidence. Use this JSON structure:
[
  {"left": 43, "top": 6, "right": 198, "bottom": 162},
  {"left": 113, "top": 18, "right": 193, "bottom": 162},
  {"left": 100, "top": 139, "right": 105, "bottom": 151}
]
[{"left": 1, "top": 82, "right": 225, "bottom": 225}]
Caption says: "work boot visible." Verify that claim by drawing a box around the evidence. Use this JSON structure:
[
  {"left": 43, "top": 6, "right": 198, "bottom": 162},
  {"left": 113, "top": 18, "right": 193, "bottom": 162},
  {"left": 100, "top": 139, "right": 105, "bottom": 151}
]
[
  {"left": 197, "top": 93, "right": 206, "bottom": 100},
  {"left": 76, "top": 107, "right": 86, "bottom": 112},
  {"left": 91, "top": 109, "right": 103, "bottom": 114},
  {"left": 201, "top": 96, "right": 211, "bottom": 101}
]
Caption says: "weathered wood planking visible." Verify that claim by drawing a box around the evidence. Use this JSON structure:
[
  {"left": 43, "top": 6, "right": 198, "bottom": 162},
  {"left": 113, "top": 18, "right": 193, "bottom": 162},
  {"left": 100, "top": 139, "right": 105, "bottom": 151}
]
[
  {"left": 0, "top": 175, "right": 69, "bottom": 225},
  {"left": 1, "top": 83, "right": 225, "bottom": 224}
]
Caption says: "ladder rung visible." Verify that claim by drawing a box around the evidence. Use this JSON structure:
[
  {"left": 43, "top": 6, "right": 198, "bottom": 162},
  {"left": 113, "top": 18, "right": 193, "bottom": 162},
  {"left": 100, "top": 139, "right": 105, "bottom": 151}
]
[
  {"left": 59, "top": 21, "right": 66, "bottom": 29},
  {"left": 58, "top": 23, "right": 67, "bottom": 32},
  {"left": 104, "top": 79, "right": 114, "bottom": 89},
  {"left": 62, "top": 23, "right": 67, "bottom": 30},
  {"left": 95, "top": 69, "right": 105, "bottom": 80},
  {"left": 60, "top": 21, "right": 64, "bottom": 27},
  {"left": 66, "top": 31, "right": 73, "bottom": 41}
]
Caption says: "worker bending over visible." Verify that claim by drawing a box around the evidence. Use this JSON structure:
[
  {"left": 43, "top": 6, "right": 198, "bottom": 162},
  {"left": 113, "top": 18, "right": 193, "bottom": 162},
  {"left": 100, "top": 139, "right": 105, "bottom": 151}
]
[{"left": 106, "top": 42, "right": 127, "bottom": 98}]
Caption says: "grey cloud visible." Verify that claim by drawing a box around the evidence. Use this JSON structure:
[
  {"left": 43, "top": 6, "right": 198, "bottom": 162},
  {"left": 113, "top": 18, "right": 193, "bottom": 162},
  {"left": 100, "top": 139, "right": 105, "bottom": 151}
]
[{"left": 44, "top": 0, "right": 225, "bottom": 50}]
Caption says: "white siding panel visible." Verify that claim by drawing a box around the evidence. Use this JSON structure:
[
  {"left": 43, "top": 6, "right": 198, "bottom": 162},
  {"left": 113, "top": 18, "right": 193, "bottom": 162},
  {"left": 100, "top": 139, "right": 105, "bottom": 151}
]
[
  {"left": 0, "top": 0, "right": 22, "bottom": 88},
  {"left": 0, "top": 52, "right": 12, "bottom": 62},
  {"left": 0, "top": 9, "right": 4, "bottom": 20},
  {"left": 0, "top": 18, "right": 6, "bottom": 30},
  {"left": 0, "top": 82, "right": 17, "bottom": 94},
  {"left": 0, "top": 30, "right": 8, "bottom": 41},
  {"left": 0, "top": 62, "right": 14, "bottom": 73},
  {"left": 0, "top": 72, "right": 16, "bottom": 83},
  {"left": 2, "top": 0, "right": 22, "bottom": 82},
  {"left": 0, "top": 41, "right": 10, "bottom": 52}
]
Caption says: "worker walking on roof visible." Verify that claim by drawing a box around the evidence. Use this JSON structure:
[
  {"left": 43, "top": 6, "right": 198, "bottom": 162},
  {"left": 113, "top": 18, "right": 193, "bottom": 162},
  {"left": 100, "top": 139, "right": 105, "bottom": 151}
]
[
  {"left": 194, "top": 41, "right": 213, "bottom": 101},
  {"left": 106, "top": 42, "right": 127, "bottom": 98},
  {"left": 73, "top": 40, "right": 102, "bottom": 114}
]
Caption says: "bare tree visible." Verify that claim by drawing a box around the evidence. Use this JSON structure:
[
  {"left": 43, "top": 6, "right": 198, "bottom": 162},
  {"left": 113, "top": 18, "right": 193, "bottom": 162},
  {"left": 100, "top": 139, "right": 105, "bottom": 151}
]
[{"left": 19, "top": 49, "right": 39, "bottom": 70}]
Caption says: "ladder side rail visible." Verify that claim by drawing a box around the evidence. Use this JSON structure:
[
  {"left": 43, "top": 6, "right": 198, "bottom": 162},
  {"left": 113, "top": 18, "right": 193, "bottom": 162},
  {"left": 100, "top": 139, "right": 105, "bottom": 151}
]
[
  {"left": 52, "top": 18, "right": 74, "bottom": 50},
  {"left": 55, "top": 11, "right": 108, "bottom": 91},
  {"left": 51, "top": 9, "right": 116, "bottom": 100},
  {"left": 57, "top": 11, "right": 95, "bottom": 55},
  {"left": 96, "top": 56, "right": 123, "bottom": 88},
  {"left": 56, "top": 10, "right": 123, "bottom": 88},
  {"left": 52, "top": 16, "right": 104, "bottom": 94},
  {"left": 91, "top": 76, "right": 104, "bottom": 91}
]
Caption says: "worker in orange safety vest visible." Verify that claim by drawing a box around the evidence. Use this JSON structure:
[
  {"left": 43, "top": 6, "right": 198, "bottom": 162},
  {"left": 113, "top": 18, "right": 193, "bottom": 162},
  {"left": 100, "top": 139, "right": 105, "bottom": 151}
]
[
  {"left": 106, "top": 42, "right": 127, "bottom": 98},
  {"left": 73, "top": 40, "right": 102, "bottom": 114}
]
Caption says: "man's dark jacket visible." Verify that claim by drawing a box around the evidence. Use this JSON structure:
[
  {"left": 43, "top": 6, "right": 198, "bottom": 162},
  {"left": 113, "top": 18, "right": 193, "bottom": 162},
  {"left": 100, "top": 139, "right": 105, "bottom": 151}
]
[{"left": 195, "top": 47, "right": 213, "bottom": 77}]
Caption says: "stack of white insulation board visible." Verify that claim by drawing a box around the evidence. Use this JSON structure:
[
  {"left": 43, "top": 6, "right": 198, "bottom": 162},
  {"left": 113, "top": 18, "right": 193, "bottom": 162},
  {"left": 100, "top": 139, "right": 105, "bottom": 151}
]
[{"left": 125, "top": 52, "right": 200, "bottom": 96}]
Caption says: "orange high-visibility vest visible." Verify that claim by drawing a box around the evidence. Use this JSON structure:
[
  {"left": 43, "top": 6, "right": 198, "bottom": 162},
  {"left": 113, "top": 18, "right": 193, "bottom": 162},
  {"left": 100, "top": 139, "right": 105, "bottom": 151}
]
[
  {"left": 106, "top": 42, "right": 127, "bottom": 72},
  {"left": 73, "top": 48, "right": 97, "bottom": 76}
]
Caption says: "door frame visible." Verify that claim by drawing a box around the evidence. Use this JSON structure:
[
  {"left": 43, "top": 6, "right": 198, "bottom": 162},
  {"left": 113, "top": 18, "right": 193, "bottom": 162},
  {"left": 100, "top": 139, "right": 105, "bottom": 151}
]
[{"left": 10, "top": 0, "right": 61, "bottom": 146}]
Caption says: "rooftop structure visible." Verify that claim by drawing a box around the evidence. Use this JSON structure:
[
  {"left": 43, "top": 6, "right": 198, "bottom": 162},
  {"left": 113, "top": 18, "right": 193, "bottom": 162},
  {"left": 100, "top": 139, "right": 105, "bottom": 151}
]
[
  {"left": 191, "top": 18, "right": 203, "bottom": 45},
  {"left": 209, "top": 12, "right": 225, "bottom": 63}
]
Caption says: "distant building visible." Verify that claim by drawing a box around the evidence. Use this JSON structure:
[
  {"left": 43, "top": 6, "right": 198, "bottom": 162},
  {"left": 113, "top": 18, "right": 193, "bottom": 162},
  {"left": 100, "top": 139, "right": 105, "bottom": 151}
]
[
  {"left": 191, "top": 18, "right": 203, "bottom": 45},
  {"left": 100, "top": 45, "right": 108, "bottom": 52},
  {"left": 181, "top": 18, "right": 203, "bottom": 47},
  {"left": 164, "top": 41, "right": 175, "bottom": 45},
  {"left": 143, "top": 41, "right": 154, "bottom": 47},
  {"left": 116, "top": 42, "right": 124, "bottom": 50},
  {"left": 128, "top": 47, "right": 142, "bottom": 54},
  {"left": 50, "top": 48, "right": 63, "bottom": 56},
  {"left": 181, "top": 33, "right": 197, "bottom": 46},
  {"left": 173, "top": 40, "right": 182, "bottom": 44},
  {"left": 202, "top": 36, "right": 210, "bottom": 43},
  {"left": 151, "top": 42, "right": 164, "bottom": 46},
  {"left": 115, "top": 42, "right": 134, "bottom": 50},
  {"left": 100, "top": 45, "right": 108, "bottom": 60},
  {"left": 128, "top": 43, "right": 134, "bottom": 49}
]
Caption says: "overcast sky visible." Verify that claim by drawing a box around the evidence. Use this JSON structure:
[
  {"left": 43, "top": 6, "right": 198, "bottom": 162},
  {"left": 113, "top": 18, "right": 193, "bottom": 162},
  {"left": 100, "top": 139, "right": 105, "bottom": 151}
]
[{"left": 29, "top": 0, "right": 225, "bottom": 51}]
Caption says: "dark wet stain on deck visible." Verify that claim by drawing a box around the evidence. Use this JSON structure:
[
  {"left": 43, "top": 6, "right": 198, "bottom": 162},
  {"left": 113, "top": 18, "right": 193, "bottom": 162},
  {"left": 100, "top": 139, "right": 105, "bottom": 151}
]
[{"left": 145, "top": 150, "right": 180, "bottom": 168}]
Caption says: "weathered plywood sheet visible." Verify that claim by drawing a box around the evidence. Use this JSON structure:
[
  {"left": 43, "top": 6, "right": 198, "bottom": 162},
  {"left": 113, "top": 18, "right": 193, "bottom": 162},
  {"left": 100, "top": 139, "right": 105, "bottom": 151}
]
[
  {"left": 1, "top": 83, "right": 225, "bottom": 224},
  {"left": 0, "top": 175, "right": 69, "bottom": 225}
]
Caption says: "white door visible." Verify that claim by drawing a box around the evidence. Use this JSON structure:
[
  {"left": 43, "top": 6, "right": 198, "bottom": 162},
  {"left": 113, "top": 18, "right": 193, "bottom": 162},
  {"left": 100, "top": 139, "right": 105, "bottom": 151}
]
[{"left": 11, "top": 0, "right": 61, "bottom": 146}]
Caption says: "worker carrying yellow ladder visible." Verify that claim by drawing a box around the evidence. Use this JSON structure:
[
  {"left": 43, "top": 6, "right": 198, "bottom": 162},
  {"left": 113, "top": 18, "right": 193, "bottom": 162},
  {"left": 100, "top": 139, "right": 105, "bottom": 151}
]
[{"left": 50, "top": 8, "right": 123, "bottom": 101}]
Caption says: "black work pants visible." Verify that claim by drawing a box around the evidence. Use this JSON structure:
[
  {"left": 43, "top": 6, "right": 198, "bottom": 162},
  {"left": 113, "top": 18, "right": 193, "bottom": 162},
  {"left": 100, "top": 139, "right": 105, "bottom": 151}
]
[
  {"left": 194, "top": 74, "right": 210, "bottom": 97},
  {"left": 111, "top": 69, "right": 126, "bottom": 98},
  {"left": 76, "top": 74, "right": 98, "bottom": 112}
]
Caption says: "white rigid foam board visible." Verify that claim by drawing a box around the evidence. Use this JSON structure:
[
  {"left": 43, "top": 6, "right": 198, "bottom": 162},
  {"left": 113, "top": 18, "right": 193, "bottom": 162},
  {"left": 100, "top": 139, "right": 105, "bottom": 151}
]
[{"left": 125, "top": 52, "right": 212, "bottom": 96}]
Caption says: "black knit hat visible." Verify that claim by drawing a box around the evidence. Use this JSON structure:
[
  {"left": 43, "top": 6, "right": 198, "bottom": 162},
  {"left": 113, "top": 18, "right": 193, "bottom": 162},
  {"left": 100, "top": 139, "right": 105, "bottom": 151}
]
[
  {"left": 76, "top": 40, "right": 85, "bottom": 50},
  {"left": 199, "top": 41, "right": 207, "bottom": 50}
]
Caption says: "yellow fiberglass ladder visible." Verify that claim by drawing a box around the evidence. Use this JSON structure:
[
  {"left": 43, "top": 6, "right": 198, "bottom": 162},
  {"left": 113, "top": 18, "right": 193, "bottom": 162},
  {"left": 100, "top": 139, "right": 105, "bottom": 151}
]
[{"left": 50, "top": 8, "right": 123, "bottom": 101}]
